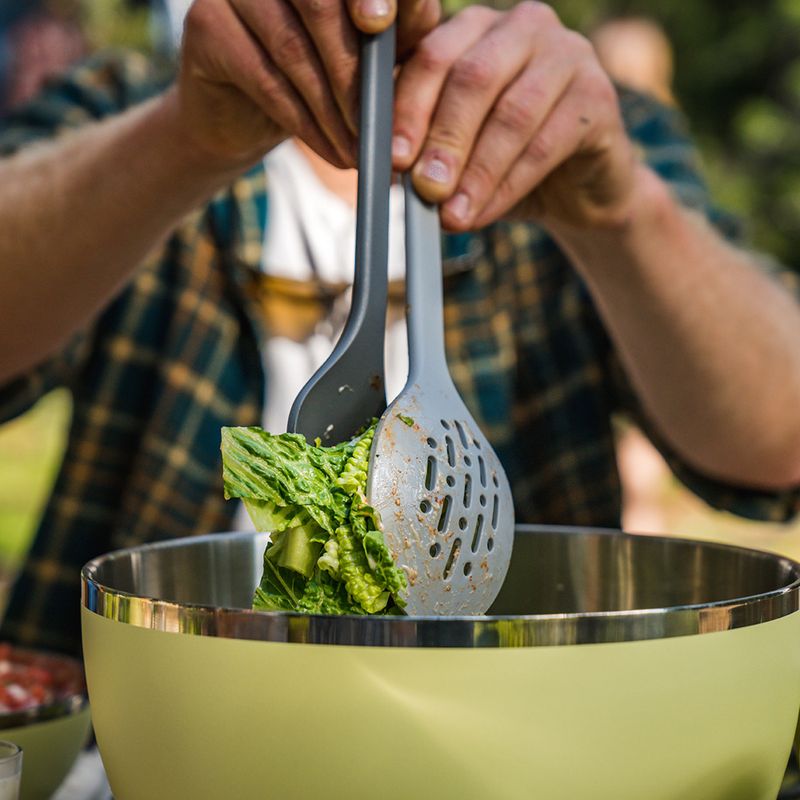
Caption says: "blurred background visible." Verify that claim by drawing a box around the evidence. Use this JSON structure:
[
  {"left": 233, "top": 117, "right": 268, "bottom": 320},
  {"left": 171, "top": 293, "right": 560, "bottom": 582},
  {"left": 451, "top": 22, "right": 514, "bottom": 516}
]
[{"left": 0, "top": 0, "right": 799, "bottom": 581}]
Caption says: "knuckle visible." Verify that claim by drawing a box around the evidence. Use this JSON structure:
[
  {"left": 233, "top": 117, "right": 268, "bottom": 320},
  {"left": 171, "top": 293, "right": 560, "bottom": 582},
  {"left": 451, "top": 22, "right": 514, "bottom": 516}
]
[
  {"left": 580, "top": 67, "right": 617, "bottom": 105},
  {"left": 414, "top": 37, "right": 451, "bottom": 74},
  {"left": 326, "top": 56, "right": 358, "bottom": 95},
  {"left": 295, "top": 0, "right": 339, "bottom": 22},
  {"left": 461, "top": 156, "right": 495, "bottom": 195},
  {"left": 393, "top": 101, "right": 419, "bottom": 137},
  {"left": 497, "top": 176, "right": 520, "bottom": 207},
  {"left": 273, "top": 23, "right": 309, "bottom": 65},
  {"left": 460, "top": 4, "right": 498, "bottom": 26},
  {"left": 428, "top": 124, "right": 467, "bottom": 151},
  {"left": 518, "top": 1, "right": 560, "bottom": 27},
  {"left": 420, "top": 0, "right": 444, "bottom": 31},
  {"left": 562, "top": 29, "right": 594, "bottom": 57},
  {"left": 253, "top": 70, "right": 280, "bottom": 104},
  {"left": 524, "top": 132, "right": 554, "bottom": 166},
  {"left": 494, "top": 93, "right": 535, "bottom": 133},
  {"left": 184, "top": 0, "right": 215, "bottom": 37},
  {"left": 451, "top": 53, "right": 495, "bottom": 93},
  {"left": 403, "top": 0, "right": 442, "bottom": 34}
]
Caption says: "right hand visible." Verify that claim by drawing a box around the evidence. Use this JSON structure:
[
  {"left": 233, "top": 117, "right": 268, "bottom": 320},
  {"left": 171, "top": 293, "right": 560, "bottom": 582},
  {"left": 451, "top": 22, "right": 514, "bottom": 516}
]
[{"left": 172, "top": 0, "right": 440, "bottom": 171}]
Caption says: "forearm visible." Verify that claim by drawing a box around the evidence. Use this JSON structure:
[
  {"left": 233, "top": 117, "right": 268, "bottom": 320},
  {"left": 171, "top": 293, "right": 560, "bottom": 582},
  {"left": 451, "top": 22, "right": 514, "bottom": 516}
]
[
  {"left": 0, "top": 88, "right": 251, "bottom": 383},
  {"left": 550, "top": 165, "right": 800, "bottom": 490}
]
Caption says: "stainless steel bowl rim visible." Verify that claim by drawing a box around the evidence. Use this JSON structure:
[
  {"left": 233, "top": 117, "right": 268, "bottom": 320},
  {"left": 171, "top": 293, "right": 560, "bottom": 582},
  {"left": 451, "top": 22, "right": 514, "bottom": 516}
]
[{"left": 81, "top": 525, "right": 800, "bottom": 648}]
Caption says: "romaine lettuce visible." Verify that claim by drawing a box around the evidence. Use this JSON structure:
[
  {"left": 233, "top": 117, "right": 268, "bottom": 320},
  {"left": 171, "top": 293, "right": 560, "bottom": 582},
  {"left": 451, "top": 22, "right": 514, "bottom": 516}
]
[{"left": 221, "top": 424, "right": 406, "bottom": 615}]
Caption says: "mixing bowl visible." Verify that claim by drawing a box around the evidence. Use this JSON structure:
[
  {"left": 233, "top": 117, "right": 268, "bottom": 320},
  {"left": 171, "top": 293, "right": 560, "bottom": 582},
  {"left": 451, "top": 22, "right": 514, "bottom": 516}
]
[
  {"left": 81, "top": 525, "right": 800, "bottom": 800},
  {"left": 0, "top": 647, "right": 91, "bottom": 800}
]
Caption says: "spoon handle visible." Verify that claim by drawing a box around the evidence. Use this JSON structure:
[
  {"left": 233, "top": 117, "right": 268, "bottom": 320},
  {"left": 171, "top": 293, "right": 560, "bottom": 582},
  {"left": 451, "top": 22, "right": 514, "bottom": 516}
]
[
  {"left": 403, "top": 174, "right": 449, "bottom": 381},
  {"left": 286, "top": 27, "right": 395, "bottom": 441},
  {"left": 352, "top": 27, "right": 395, "bottom": 340}
]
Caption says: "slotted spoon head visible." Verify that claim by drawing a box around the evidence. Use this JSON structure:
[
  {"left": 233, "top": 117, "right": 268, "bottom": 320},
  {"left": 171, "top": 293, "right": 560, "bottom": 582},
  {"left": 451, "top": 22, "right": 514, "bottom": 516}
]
[
  {"left": 369, "top": 392, "right": 514, "bottom": 615},
  {"left": 367, "top": 177, "right": 514, "bottom": 615}
]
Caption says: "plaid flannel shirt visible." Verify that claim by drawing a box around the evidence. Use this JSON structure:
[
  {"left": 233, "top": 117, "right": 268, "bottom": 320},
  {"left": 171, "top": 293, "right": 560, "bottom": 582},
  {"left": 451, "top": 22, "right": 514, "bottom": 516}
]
[{"left": 1, "top": 51, "right": 799, "bottom": 655}]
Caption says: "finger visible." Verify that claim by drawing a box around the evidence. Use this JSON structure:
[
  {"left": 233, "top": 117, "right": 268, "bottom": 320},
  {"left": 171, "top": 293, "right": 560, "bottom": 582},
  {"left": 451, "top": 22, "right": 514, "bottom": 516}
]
[
  {"left": 395, "top": 0, "right": 441, "bottom": 55},
  {"left": 440, "top": 53, "right": 576, "bottom": 228},
  {"left": 345, "top": 0, "right": 440, "bottom": 46},
  {"left": 347, "top": 0, "right": 396, "bottom": 34},
  {"left": 469, "top": 83, "right": 603, "bottom": 229},
  {"left": 289, "top": 0, "right": 361, "bottom": 134},
  {"left": 410, "top": 4, "right": 569, "bottom": 204},
  {"left": 232, "top": 0, "right": 357, "bottom": 165},
  {"left": 210, "top": 5, "right": 350, "bottom": 168},
  {"left": 392, "top": 6, "right": 499, "bottom": 170}
]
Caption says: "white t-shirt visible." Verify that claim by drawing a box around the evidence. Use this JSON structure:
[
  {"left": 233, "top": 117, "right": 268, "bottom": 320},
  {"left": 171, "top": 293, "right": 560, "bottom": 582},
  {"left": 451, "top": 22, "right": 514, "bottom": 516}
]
[
  {"left": 160, "top": 0, "right": 192, "bottom": 49},
  {"left": 233, "top": 140, "right": 408, "bottom": 530}
]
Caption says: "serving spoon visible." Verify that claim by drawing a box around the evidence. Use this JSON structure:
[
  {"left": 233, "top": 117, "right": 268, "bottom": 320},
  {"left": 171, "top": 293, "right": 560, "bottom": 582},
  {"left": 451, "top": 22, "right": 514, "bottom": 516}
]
[
  {"left": 286, "top": 27, "right": 395, "bottom": 442},
  {"left": 367, "top": 177, "right": 515, "bottom": 615},
  {"left": 288, "top": 27, "right": 514, "bottom": 614}
]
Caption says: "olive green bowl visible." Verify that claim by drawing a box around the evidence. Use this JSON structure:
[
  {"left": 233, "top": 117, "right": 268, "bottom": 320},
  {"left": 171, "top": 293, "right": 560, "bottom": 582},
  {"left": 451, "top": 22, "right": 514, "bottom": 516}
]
[
  {"left": 0, "top": 651, "right": 91, "bottom": 800},
  {"left": 82, "top": 525, "right": 800, "bottom": 800}
]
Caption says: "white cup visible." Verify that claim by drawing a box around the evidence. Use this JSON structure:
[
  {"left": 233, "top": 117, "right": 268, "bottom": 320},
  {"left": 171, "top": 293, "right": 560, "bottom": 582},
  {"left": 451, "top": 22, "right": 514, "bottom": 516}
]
[{"left": 0, "top": 741, "right": 22, "bottom": 800}]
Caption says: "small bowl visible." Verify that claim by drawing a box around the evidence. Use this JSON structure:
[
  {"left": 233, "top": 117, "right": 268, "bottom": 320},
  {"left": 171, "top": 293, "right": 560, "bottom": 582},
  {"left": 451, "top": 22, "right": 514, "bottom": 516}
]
[{"left": 0, "top": 646, "right": 91, "bottom": 800}]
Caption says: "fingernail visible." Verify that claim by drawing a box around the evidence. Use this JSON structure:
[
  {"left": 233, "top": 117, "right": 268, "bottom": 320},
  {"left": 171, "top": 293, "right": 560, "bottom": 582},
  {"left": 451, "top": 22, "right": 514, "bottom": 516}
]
[
  {"left": 358, "top": 0, "right": 391, "bottom": 20},
  {"left": 420, "top": 156, "right": 451, "bottom": 185},
  {"left": 392, "top": 135, "right": 412, "bottom": 160},
  {"left": 447, "top": 192, "right": 471, "bottom": 222}
]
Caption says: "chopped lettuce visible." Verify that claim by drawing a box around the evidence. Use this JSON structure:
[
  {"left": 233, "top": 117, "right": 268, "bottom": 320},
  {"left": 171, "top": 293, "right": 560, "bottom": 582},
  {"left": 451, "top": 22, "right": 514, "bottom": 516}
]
[{"left": 221, "top": 423, "right": 406, "bottom": 615}]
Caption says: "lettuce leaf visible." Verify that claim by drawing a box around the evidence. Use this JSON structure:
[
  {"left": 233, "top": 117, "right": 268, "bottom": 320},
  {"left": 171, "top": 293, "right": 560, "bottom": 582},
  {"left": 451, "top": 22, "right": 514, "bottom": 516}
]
[{"left": 221, "top": 424, "right": 406, "bottom": 615}]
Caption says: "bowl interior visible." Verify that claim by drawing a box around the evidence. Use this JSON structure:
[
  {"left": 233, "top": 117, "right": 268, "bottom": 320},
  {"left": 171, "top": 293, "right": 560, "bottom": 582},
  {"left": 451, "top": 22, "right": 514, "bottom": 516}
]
[{"left": 85, "top": 526, "right": 799, "bottom": 614}]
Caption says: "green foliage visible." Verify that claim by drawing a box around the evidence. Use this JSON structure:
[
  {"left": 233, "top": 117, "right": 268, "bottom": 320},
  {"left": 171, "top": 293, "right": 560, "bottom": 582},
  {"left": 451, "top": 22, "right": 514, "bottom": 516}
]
[{"left": 444, "top": 0, "right": 800, "bottom": 267}]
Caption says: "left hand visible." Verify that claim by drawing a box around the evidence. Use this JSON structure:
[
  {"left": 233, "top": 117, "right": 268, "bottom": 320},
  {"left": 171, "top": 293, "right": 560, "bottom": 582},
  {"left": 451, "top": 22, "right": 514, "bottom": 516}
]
[
  {"left": 172, "top": 0, "right": 440, "bottom": 172},
  {"left": 391, "top": 1, "right": 639, "bottom": 232}
]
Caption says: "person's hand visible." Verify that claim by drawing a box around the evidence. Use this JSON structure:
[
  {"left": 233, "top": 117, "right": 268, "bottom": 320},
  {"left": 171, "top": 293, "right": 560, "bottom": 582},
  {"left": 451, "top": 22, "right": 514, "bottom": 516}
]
[
  {"left": 172, "top": 0, "right": 440, "bottom": 171},
  {"left": 392, "top": 2, "right": 639, "bottom": 232}
]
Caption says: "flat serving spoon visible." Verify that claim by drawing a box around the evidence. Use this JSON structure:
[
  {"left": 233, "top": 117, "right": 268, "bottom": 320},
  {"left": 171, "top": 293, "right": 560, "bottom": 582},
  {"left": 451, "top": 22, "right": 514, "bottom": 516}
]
[{"left": 287, "top": 27, "right": 395, "bottom": 443}]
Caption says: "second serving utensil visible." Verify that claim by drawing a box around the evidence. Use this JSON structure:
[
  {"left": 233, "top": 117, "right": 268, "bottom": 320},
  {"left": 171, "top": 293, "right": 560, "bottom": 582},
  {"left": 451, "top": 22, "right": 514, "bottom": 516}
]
[
  {"left": 287, "top": 28, "right": 395, "bottom": 443},
  {"left": 367, "top": 177, "right": 515, "bottom": 615}
]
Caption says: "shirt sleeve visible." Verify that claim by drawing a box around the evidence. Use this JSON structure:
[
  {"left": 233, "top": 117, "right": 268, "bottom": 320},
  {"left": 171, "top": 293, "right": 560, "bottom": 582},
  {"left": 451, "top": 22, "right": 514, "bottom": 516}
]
[
  {"left": 0, "top": 50, "right": 170, "bottom": 424},
  {"left": 613, "top": 88, "right": 800, "bottom": 522}
]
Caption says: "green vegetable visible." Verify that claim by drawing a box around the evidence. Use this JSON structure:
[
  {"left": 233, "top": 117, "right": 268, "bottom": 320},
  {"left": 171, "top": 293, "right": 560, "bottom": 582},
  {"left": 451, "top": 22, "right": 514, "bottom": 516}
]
[
  {"left": 397, "top": 414, "right": 415, "bottom": 427},
  {"left": 221, "top": 424, "right": 406, "bottom": 615}
]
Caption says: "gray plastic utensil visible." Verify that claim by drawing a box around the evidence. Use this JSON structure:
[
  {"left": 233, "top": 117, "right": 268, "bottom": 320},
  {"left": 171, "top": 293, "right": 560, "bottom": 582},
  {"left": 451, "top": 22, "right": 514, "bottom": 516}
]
[
  {"left": 287, "top": 28, "right": 395, "bottom": 443},
  {"left": 367, "top": 176, "right": 515, "bottom": 615}
]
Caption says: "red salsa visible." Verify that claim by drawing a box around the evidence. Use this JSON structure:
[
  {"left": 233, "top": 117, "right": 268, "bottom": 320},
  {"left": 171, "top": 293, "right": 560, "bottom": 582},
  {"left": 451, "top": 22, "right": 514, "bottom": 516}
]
[{"left": 0, "top": 643, "right": 84, "bottom": 714}]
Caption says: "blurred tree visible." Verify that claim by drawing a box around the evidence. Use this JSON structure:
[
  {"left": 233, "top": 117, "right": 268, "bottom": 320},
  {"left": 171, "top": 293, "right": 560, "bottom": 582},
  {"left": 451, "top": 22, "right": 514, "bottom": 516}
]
[{"left": 444, "top": 0, "right": 800, "bottom": 267}]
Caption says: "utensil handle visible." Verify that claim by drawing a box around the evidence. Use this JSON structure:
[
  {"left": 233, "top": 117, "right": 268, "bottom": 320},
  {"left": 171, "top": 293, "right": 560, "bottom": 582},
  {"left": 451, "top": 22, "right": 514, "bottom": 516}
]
[
  {"left": 349, "top": 26, "right": 395, "bottom": 345},
  {"left": 403, "top": 174, "right": 450, "bottom": 379}
]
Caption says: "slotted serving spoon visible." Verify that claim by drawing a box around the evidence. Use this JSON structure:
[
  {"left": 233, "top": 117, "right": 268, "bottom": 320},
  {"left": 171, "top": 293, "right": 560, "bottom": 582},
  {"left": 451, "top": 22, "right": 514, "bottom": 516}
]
[
  {"left": 287, "top": 27, "right": 395, "bottom": 442},
  {"left": 367, "top": 177, "right": 515, "bottom": 615}
]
